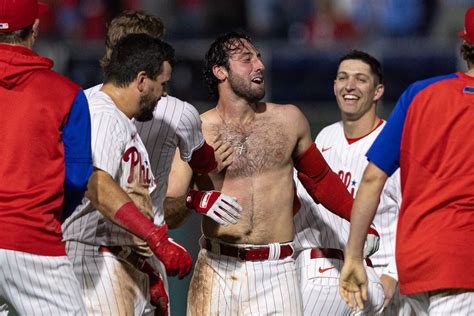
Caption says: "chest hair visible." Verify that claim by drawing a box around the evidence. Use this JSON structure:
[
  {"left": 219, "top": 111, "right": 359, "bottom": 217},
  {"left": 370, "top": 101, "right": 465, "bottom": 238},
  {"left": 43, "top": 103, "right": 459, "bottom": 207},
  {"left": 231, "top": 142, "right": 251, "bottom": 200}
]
[{"left": 212, "top": 120, "right": 289, "bottom": 178}]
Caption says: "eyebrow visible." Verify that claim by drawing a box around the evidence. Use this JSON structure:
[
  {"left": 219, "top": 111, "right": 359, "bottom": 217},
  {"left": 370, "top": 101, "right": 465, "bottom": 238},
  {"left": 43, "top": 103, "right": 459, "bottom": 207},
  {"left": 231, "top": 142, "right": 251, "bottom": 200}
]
[{"left": 336, "top": 71, "right": 370, "bottom": 78}]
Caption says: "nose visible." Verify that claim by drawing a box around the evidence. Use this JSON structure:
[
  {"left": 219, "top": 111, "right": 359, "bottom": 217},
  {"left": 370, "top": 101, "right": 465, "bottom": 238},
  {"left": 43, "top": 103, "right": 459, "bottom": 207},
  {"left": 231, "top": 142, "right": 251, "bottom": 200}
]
[
  {"left": 344, "top": 76, "right": 356, "bottom": 91},
  {"left": 254, "top": 57, "right": 265, "bottom": 72}
]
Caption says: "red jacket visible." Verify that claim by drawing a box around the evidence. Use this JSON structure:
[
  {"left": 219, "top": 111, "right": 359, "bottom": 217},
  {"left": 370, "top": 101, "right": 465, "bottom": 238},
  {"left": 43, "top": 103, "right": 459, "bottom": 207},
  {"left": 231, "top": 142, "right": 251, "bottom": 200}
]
[{"left": 0, "top": 44, "right": 81, "bottom": 256}]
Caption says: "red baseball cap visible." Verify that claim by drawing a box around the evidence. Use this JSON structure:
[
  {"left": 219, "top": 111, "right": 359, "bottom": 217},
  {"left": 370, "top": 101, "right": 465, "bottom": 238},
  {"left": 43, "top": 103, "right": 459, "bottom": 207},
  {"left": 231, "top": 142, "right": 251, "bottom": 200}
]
[
  {"left": 0, "top": 0, "right": 48, "bottom": 33},
  {"left": 459, "top": 7, "right": 474, "bottom": 44}
]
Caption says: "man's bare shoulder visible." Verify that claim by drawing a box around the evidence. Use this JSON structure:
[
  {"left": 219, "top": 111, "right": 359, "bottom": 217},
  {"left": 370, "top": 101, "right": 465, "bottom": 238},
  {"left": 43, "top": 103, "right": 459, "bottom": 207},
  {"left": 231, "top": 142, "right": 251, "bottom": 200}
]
[
  {"left": 200, "top": 108, "right": 219, "bottom": 123},
  {"left": 264, "top": 102, "right": 304, "bottom": 120}
]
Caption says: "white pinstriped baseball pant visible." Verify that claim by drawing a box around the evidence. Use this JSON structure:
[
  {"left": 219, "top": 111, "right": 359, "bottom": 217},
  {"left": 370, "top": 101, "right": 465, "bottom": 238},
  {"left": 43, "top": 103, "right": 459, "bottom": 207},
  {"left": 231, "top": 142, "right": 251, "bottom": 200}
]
[
  {"left": 0, "top": 248, "right": 87, "bottom": 315},
  {"left": 66, "top": 241, "right": 163, "bottom": 316},
  {"left": 296, "top": 249, "right": 384, "bottom": 315},
  {"left": 405, "top": 289, "right": 474, "bottom": 315},
  {"left": 187, "top": 244, "right": 303, "bottom": 315}
]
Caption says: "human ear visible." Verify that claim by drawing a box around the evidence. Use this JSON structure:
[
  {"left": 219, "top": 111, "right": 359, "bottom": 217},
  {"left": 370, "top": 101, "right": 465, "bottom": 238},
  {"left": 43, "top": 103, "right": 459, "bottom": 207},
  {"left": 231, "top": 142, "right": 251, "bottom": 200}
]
[{"left": 212, "top": 65, "right": 227, "bottom": 81}]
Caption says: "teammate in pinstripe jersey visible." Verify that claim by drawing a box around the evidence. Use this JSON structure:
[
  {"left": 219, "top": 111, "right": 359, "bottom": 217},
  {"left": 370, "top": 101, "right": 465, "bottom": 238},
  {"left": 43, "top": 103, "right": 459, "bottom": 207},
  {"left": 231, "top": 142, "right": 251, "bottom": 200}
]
[
  {"left": 63, "top": 34, "right": 196, "bottom": 315},
  {"left": 294, "top": 50, "right": 398, "bottom": 315},
  {"left": 178, "top": 31, "right": 359, "bottom": 316}
]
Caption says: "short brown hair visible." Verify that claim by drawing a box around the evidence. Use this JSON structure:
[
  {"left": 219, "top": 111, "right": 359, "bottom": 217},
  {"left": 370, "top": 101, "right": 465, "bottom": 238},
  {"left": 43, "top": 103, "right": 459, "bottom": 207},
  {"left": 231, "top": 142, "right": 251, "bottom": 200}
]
[
  {"left": 0, "top": 25, "right": 33, "bottom": 44},
  {"left": 100, "top": 10, "right": 165, "bottom": 69},
  {"left": 461, "top": 42, "right": 474, "bottom": 69}
]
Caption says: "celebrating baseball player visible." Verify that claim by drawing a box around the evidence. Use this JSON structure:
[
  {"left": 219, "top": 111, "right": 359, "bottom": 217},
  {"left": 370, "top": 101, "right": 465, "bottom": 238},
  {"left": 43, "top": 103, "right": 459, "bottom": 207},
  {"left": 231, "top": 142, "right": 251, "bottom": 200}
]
[
  {"left": 0, "top": 0, "right": 92, "bottom": 314},
  {"left": 173, "top": 31, "right": 367, "bottom": 315},
  {"left": 340, "top": 6, "right": 474, "bottom": 315},
  {"left": 62, "top": 34, "right": 191, "bottom": 315},
  {"left": 294, "top": 50, "right": 411, "bottom": 315}
]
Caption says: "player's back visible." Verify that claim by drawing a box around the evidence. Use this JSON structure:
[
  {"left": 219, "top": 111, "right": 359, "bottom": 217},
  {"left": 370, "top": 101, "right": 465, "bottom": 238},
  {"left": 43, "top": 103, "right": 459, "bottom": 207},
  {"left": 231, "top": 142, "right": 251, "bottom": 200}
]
[
  {"left": 0, "top": 45, "right": 80, "bottom": 255},
  {"left": 383, "top": 72, "right": 474, "bottom": 293}
]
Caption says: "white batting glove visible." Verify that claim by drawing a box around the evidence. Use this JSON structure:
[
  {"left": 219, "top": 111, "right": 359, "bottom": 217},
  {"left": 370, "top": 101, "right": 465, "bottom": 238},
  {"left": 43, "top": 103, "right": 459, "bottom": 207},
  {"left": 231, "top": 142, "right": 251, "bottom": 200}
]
[
  {"left": 363, "top": 223, "right": 380, "bottom": 258},
  {"left": 186, "top": 190, "right": 242, "bottom": 226}
]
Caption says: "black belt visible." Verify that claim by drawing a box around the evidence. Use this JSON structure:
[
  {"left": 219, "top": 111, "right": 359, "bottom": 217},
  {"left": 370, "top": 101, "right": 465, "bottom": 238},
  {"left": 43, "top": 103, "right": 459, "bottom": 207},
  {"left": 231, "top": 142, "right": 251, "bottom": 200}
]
[
  {"left": 201, "top": 238, "right": 294, "bottom": 261},
  {"left": 310, "top": 247, "right": 373, "bottom": 267}
]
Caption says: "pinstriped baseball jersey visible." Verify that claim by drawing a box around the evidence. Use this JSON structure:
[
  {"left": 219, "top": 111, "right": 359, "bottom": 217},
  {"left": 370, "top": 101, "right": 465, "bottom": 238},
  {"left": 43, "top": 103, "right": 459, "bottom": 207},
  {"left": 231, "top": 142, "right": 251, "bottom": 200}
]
[
  {"left": 294, "top": 121, "right": 401, "bottom": 267},
  {"left": 135, "top": 95, "right": 204, "bottom": 225},
  {"left": 85, "top": 84, "right": 205, "bottom": 226},
  {"left": 62, "top": 90, "right": 157, "bottom": 251}
]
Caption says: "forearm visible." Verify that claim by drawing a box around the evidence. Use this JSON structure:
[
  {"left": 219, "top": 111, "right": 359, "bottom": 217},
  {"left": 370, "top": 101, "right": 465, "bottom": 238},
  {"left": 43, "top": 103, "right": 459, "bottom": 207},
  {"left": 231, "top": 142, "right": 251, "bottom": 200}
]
[
  {"left": 345, "top": 163, "right": 387, "bottom": 259},
  {"left": 86, "top": 169, "right": 133, "bottom": 219},
  {"left": 86, "top": 168, "right": 157, "bottom": 237},
  {"left": 164, "top": 196, "right": 193, "bottom": 229}
]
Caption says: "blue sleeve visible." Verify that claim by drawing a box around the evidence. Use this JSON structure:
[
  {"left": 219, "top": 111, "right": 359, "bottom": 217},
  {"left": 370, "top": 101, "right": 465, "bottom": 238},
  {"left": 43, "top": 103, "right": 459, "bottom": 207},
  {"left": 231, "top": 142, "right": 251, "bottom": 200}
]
[
  {"left": 366, "top": 89, "right": 411, "bottom": 176},
  {"left": 62, "top": 90, "right": 93, "bottom": 220},
  {"left": 367, "top": 74, "right": 457, "bottom": 176}
]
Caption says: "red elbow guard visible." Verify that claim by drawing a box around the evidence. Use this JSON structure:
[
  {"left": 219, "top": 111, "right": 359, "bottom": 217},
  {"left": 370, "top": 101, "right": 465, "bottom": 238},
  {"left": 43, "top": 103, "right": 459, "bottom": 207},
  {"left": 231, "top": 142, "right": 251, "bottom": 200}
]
[
  {"left": 188, "top": 141, "right": 217, "bottom": 174},
  {"left": 295, "top": 143, "right": 353, "bottom": 221},
  {"left": 294, "top": 143, "right": 330, "bottom": 181}
]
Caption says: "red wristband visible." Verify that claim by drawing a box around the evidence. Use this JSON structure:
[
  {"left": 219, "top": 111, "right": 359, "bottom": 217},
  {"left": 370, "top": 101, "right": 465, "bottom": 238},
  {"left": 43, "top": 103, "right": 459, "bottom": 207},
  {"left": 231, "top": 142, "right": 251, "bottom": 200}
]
[
  {"left": 113, "top": 201, "right": 156, "bottom": 240},
  {"left": 185, "top": 190, "right": 198, "bottom": 209},
  {"left": 188, "top": 142, "right": 217, "bottom": 174}
]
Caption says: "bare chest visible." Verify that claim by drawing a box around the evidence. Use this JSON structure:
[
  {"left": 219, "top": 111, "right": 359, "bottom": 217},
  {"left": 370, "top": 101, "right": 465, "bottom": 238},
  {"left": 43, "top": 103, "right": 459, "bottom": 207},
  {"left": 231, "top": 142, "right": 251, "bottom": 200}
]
[{"left": 211, "top": 121, "right": 291, "bottom": 177}]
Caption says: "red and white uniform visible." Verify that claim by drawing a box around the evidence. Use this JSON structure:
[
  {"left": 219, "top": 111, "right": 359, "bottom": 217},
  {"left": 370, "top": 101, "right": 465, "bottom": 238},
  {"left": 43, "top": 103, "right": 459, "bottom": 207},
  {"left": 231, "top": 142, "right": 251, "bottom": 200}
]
[
  {"left": 83, "top": 85, "right": 204, "bottom": 314},
  {"left": 294, "top": 121, "right": 401, "bottom": 315},
  {"left": 85, "top": 85, "right": 205, "bottom": 225},
  {"left": 63, "top": 90, "right": 158, "bottom": 315}
]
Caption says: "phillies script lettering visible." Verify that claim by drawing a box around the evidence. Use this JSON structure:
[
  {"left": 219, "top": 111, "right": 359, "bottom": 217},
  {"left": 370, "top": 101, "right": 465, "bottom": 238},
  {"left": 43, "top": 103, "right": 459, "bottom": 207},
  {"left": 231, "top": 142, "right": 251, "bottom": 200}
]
[
  {"left": 338, "top": 170, "right": 355, "bottom": 198},
  {"left": 123, "top": 146, "right": 152, "bottom": 185}
]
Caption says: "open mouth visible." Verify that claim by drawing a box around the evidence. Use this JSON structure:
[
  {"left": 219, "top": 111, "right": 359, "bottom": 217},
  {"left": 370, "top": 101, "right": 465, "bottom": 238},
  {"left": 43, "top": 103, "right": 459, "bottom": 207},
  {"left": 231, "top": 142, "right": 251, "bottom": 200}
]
[{"left": 251, "top": 76, "right": 264, "bottom": 84}]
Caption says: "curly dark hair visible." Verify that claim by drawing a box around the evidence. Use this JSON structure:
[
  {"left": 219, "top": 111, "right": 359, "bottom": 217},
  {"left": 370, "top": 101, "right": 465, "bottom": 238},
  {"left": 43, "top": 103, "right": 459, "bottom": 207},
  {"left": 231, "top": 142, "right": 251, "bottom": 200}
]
[
  {"left": 203, "top": 31, "right": 253, "bottom": 100},
  {"left": 460, "top": 42, "right": 474, "bottom": 68}
]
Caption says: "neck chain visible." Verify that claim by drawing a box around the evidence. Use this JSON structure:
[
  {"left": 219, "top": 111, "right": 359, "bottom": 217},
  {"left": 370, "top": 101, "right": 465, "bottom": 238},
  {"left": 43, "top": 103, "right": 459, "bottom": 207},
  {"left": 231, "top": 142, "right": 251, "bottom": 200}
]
[{"left": 215, "top": 107, "right": 249, "bottom": 155}]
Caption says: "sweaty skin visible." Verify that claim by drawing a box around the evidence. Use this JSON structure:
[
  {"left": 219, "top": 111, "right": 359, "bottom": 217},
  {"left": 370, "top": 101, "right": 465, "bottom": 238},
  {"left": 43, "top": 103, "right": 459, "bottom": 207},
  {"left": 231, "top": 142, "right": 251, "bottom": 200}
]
[{"left": 195, "top": 102, "right": 312, "bottom": 245}]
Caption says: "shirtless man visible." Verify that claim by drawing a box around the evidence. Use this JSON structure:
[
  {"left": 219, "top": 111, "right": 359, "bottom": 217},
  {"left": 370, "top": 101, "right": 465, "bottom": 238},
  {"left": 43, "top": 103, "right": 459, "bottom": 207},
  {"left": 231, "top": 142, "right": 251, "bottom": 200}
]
[{"left": 185, "top": 31, "right": 357, "bottom": 316}]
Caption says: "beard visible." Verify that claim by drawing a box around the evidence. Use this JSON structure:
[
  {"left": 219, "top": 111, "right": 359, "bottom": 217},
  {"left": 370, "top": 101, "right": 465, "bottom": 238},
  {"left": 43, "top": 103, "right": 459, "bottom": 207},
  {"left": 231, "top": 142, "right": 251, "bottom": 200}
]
[
  {"left": 228, "top": 71, "right": 265, "bottom": 103},
  {"left": 135, "top": 92, "right": 159, "bottom": 122}
]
